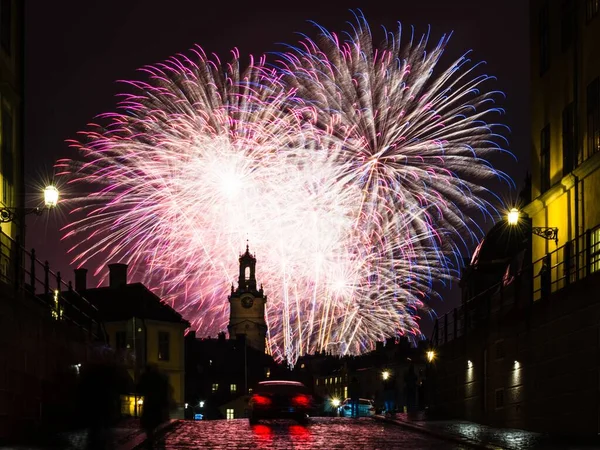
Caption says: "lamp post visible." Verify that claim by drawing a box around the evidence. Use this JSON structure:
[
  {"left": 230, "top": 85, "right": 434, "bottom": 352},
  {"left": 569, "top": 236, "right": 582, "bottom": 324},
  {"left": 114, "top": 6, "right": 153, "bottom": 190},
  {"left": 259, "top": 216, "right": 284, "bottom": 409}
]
[
  {"left": 506, "top": 208, "right": 558, "bottom": 245},
  {"left": 0, "top": 185, "right": 60, "bottom": 223}
]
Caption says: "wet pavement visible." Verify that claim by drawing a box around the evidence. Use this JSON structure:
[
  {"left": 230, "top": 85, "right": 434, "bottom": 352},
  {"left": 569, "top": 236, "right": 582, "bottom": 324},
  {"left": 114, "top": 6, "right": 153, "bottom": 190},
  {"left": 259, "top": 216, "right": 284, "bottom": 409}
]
[
  {"left": 156, "top": 417, "right": 469, "bottom": 449},
  {"left": 386, "top": 414, "right": 600, "bottom": 449}
]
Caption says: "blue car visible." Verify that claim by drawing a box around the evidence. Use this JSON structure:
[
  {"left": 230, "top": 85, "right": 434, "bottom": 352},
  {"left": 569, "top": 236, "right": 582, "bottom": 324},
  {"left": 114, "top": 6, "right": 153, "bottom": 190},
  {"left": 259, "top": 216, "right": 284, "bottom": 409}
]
[{"left": 338, "top": 398, "right": 376, "bottom": 417}]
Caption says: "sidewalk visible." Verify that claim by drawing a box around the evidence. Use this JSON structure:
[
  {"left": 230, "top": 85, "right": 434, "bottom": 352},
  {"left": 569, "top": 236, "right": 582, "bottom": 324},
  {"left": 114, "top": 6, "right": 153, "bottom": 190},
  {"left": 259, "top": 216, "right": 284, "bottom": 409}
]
[
  {"left": 373, "top": 413, "right": 600, "bottom": 450},
  {"left": 2, "top": 418, "right": 177, "bottom": 450}
]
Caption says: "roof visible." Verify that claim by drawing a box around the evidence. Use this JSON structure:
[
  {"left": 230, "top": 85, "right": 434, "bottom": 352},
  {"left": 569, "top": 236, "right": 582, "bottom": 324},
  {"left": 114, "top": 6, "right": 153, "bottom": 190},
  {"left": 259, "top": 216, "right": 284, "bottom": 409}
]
[
  {"left": 82, "top": 283, "right": 190, "bottom": 326},
  {"left": 470, "top": 221, "right": 528, "bottom": 267}
]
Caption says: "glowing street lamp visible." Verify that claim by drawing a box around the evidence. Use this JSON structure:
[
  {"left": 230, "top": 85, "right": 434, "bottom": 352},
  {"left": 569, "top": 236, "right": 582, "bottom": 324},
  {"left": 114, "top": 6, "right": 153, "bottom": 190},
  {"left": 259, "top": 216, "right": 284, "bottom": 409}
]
[
  {"left": 507, "top": 208, "right": 520, "bottom": 225},
  {"left": 506, "top": 207, "right": 558, "bottom": 244},
  {"left": 44, "top": 185, "right": 59, "bottom": 208},
  {"left": 426, "top": 350, "right": 436, "bottom": 363},
  {"left": 0, "top": 185, "right": 60, "bottom": 223},
  {"left": 331, "top": 398, "right": 340, "bottom": 408},
  {"left": 382, "top": 370, "right": 390, "bottom": 381}
]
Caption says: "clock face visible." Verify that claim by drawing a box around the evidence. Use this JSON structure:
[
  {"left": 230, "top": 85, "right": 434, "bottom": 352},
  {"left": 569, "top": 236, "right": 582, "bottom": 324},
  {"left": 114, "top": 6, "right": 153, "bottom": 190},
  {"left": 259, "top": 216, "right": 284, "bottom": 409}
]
[{"left": 241, "top": 296, "right": 254, "bottom": 309}]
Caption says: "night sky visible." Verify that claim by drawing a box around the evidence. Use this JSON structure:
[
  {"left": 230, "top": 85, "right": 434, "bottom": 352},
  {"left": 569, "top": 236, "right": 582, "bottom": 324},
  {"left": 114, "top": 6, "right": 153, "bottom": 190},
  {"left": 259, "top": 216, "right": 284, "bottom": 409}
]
[{"left": 24, "top": 0, "right": 530, "bottom": 333}]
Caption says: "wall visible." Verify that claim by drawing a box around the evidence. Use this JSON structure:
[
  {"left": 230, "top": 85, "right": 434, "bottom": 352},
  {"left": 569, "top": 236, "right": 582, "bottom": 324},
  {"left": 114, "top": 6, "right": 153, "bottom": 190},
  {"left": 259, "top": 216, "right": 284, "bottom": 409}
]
[
  {"left": 0, "top": 283, "right": 93, "bottom": 442},
  {"left": 431, "top": 271, "right": 600, "bottom": 435}
]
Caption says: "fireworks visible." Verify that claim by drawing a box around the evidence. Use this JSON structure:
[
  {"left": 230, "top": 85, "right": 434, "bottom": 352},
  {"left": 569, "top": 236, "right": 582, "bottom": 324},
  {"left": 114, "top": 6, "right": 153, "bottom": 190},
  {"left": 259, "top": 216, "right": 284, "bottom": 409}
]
[{"left": 57, "top": 12, "right": 512, "bottom": 364}]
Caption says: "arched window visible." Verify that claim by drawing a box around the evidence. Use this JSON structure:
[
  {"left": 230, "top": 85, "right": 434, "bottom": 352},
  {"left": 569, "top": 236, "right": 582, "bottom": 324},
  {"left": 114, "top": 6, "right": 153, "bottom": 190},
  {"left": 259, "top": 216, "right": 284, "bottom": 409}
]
[{"left": 245, "top": 266, "right": 250, "bottom": 280}]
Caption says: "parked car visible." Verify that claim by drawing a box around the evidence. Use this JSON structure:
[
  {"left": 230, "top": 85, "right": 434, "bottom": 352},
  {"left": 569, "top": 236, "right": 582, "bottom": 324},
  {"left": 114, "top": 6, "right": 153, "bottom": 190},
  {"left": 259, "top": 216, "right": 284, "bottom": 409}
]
[
  {"left": 248, "top": 380, "right": 313, "bottom": 424},
  {"left": 338, "top": 398, "right": 376, "bottom": 417}
]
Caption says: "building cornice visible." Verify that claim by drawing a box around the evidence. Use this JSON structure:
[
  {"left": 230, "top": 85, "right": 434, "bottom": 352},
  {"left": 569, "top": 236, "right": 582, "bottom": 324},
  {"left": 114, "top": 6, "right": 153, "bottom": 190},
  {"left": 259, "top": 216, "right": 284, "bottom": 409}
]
[{"left": 523, "top": 152, "right": 600, "bottom": 216}]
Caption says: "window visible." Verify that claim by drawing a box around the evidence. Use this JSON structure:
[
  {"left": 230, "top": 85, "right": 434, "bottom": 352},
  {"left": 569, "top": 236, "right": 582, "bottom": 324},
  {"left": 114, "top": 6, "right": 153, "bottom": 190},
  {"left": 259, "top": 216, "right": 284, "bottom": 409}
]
[
  {"left": 590, "top": 226, "right": 600, "bottom": 274},
  {"left": 116, "top": 331, "right": 127, "bottom": 350},
  {"left": 495, "top": 389, "right": 505, "bottom": 409},
  {"left": 265, "top": 368, "right": 270, "bottom": 378},
  {"left": 561, "top": 0, "right": 574, "bottom": 51},
  {"left": 587, "top": 78, "right": 600, "bottom": 158},
  {"left": 563, "top": 103, "right": 576, "bottom": 174},
  {"left": 540, "top": 125, "right": 551, "bottom": 193},
  {"left": 539, "top": 1, "right": 551, "bottom": 75},
  {"left": 315, "top": 379, "right": 319, "bottom": 386},
  {"left": 230, "top": 384, "right": 237, "bottom": 393},
  {"left": 226, "top": 408, "right": 234, "bottom": 420},
  {"left": 158, "top": 331, "right": 170, "bottom": 361},
  {"left": 586, "top": 0, "right": 599, "bottom": 21},
  {"left": 212, "top": 383, "right": 219, "bottom": 393},
  {"left": 344, "top": 386, "right": 348, "bottom": 399},
  {"left": 1, "top": 106, "right": 13, "bottom": 203},
  {"left": 0, "top": 0, "right": 11, "bottom": 55}
]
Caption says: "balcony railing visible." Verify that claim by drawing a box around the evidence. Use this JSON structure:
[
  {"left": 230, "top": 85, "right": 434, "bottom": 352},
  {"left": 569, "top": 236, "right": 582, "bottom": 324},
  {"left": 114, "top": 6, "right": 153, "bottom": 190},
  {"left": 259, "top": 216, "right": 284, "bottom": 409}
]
[
  {"left": 0, "top": 229, "right": 105, "bottom": 340},
  {"left": 432, "top": 226, "right": 600, "bottom": 347},
  {"left": 532, "top": 228, "right": 600, "bottom": 301}
]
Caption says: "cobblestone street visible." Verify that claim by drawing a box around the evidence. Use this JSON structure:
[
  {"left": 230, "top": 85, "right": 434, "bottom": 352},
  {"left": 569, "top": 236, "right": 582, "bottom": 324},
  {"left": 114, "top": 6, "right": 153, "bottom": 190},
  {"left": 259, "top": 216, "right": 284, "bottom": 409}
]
[{"left": 156, "top": 417, "right": 468, "bottom": 449}]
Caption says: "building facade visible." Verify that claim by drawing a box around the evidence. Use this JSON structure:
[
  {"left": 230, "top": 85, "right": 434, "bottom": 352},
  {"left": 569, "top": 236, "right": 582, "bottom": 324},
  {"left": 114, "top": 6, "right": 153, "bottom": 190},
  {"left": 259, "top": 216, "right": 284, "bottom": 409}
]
[
  {"left": 77, "top": 263, "right": 190, "bottom": 419},
  {"left": 428, "top": 0, "right": 600, "bottom": 435},
  {"left": 527, "top": 0, "right": 600, "bottom": 293},
  {"left": 0, "top": 0, "right": 24, "bottom": 279}
]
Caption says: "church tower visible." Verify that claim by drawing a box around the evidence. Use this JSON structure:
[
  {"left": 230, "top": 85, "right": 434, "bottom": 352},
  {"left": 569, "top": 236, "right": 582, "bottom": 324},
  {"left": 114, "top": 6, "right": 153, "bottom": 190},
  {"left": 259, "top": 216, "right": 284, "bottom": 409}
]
[{"left": 228, "top": 244, "right": 267, "bottom": 353}]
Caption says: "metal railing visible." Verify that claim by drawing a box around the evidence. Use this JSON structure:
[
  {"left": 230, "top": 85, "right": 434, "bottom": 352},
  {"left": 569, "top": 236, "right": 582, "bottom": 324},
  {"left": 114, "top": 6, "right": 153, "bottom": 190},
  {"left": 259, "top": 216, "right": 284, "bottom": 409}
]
[
  {"left": 432, "top": 226, "right": 600, "bottom": 347},
  {"left": 0, "top": 229, "right": 105, "bottom": 340},
  {"left": 532, "top": 228, "right": 600, "bottom": 301}
]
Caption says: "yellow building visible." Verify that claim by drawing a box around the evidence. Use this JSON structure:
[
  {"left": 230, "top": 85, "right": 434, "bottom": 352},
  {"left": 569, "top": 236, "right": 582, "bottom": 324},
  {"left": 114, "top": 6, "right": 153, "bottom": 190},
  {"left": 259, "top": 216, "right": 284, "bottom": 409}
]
[
  {"left": 525, "top": 0, "right": 600, "bottom": 298},
  {"left": 0, "top": 0, "right": 24, "bottom": 276},
  {"left": 74, "top": 263, "right": 190, "bottom": 419}
]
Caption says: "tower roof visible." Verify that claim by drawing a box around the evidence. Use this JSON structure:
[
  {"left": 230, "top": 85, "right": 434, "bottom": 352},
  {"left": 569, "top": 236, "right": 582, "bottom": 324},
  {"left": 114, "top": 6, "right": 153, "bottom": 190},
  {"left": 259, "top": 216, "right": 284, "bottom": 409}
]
[{"left": 239, "top": 242, "right": 256, "bottom": 263}]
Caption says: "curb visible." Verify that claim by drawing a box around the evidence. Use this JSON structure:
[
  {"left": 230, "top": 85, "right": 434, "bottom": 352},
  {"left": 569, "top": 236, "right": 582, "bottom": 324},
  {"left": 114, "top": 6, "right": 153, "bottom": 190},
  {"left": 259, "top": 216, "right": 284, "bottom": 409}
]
[
  {"left": 118, "top": 419, "right": 180, "bottom": 450},
  {"left": 372, "top": 415, "right": 506, "bottom": 450}
]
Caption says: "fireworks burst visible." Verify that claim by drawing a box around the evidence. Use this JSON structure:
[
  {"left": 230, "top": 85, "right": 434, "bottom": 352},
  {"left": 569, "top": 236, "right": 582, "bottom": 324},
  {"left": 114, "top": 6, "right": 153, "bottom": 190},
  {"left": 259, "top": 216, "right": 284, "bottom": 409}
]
[{"left": 57, "top": 12, "right": 512, "bottom": 364}]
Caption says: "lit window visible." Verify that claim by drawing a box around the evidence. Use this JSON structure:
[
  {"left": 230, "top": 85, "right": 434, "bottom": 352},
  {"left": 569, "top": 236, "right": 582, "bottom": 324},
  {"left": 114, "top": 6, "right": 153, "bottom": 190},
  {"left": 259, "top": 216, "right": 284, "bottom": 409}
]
[
  {"left": 265, "top": 368, "right": 270, "bottom": 378},
  {"left": 226, "top": 408, "right": 234, "bottom": 420},
  {"left": 315, "top": 379, "right": 319, "bottom": 386},
  {"left": 230, "top": 384, "right": 237, "bottom": 393},
  {"left": 212, "top": 383, "right": 218, "bottom": 393},
  {"left": 344, "top": 386, "right": 348, "bottom": 399}
]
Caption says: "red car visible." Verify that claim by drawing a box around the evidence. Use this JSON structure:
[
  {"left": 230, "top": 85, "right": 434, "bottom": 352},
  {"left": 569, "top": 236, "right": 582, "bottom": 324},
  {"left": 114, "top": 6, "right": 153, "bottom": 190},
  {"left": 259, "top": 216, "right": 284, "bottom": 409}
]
[{"left": 248, "top": 380, "right": 313, "bottom": 424}]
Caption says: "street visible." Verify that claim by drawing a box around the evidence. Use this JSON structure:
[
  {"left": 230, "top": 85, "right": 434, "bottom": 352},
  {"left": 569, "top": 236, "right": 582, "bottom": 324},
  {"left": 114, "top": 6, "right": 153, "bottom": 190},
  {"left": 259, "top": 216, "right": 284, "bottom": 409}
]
[{"left": 156, "top": 417, "right": 467, "bottom": 449}]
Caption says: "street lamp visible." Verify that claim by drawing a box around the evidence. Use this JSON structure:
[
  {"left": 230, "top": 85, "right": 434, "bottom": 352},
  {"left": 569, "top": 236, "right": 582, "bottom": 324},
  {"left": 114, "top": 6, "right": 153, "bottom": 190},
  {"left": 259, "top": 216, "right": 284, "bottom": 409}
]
[
  {"left": 426, "top": 350, "right": 436, "bottom": 363},
  {"left": 506, "top": 207, "right": 558, "bottom": 245},
  {"left": 382, "top": 370, "right": 390, "bottom": 381},
  {"left": 0, "top": 185, "right": 60, "bottom": 223},
  {"left": 331, "top": 398, "right": 340, "bottom": 408}
]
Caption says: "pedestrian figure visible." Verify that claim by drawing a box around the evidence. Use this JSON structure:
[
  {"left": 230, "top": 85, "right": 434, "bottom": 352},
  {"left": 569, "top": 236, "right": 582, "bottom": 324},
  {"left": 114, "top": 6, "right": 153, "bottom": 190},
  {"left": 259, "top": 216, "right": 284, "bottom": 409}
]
[
  {"left": 349, "top": 377, "right": 360, "bottom": 418},
  {"left": 138, "top": 364, "right": 170, "bottom": 449}
]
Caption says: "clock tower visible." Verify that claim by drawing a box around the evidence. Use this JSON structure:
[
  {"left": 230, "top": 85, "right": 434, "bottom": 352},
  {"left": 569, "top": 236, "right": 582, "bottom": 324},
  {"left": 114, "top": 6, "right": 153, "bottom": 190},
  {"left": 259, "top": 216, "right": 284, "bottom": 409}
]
[{"left": 228, "top": 244, "right": 267, "bottom": 353}]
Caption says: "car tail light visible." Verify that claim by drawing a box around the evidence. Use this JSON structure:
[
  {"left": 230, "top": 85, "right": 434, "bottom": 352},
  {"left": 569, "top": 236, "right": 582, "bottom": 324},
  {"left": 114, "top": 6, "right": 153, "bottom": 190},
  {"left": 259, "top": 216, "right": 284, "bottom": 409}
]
[
  {"left": 292, "top": 394, "right": 310, "bottom": 407},
  {"left": 252, "top": 394, "right": 272, "bottom": 406}
]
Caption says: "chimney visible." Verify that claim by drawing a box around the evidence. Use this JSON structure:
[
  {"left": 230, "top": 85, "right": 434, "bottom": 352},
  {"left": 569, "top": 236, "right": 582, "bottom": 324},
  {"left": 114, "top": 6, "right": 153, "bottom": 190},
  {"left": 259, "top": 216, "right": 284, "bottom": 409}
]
[
  {"left": 108, "top": 263, "right": 128, "bottom": 288},
  {"left": 74, "top": 268, "right": 88, "bottom": 291}
]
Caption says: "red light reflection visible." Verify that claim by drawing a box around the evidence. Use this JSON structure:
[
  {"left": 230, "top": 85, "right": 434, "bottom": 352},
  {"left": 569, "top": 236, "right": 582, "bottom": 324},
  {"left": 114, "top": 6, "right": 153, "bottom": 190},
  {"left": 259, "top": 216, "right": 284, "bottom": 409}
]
[
  {"left": 252, "top": 424, "right": 273, "bottom": 443},
  {"left": 289, "top": 424, "right": 311, "bottom": 443}
]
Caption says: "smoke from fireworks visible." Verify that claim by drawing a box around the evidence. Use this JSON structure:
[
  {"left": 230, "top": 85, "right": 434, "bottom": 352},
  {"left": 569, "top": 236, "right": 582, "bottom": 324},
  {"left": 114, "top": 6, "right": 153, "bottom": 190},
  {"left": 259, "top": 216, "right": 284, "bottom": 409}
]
[{"left": 57, "top": 12, "right": 512, "bottom": 364}]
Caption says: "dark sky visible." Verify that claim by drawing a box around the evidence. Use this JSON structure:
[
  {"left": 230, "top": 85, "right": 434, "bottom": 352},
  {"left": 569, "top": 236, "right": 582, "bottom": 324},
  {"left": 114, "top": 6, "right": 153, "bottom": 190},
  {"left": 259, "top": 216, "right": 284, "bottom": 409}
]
[{"left": 24, "top": 0, "right": 530, "bottom": 332}]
